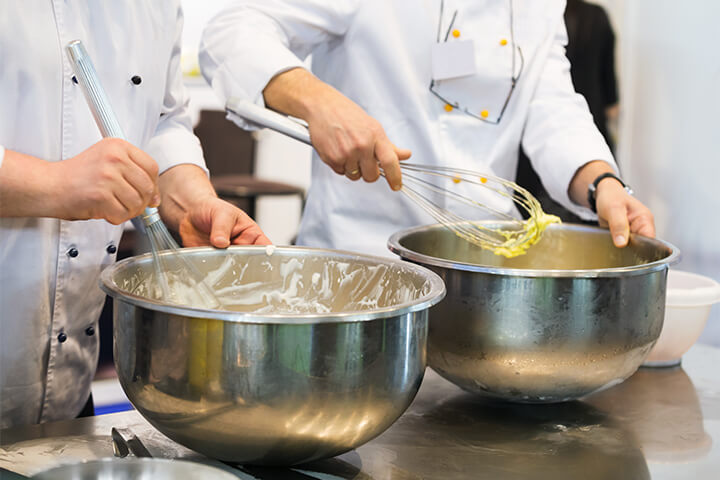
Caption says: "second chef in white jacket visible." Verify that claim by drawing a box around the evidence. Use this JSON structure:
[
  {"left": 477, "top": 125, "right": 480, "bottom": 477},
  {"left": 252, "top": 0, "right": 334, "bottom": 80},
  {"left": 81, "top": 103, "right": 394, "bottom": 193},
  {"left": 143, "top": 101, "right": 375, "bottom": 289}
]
[
  {"left": 0, "top": 1, "right": 269, "bottom": 428},
  {"left": 200, "top": 0, "right": 655, "bottom": 257}
]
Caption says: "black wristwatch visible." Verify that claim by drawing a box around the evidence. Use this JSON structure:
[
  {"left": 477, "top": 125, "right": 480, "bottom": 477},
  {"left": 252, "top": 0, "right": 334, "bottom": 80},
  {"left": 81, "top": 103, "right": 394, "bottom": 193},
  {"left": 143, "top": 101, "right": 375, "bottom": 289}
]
[{"left": 587, "top": 172, "right": 633, "bottom": 213}]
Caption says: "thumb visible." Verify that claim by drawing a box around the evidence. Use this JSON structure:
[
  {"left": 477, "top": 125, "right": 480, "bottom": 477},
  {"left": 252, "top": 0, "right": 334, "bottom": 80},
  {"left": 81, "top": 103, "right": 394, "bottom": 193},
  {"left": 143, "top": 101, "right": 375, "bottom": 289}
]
[
  {"left": 605, "top": 204, "right": 630, "bottom": 247},
  {"left": 209, "top": 207, "right": 235, "bottom": 248}
]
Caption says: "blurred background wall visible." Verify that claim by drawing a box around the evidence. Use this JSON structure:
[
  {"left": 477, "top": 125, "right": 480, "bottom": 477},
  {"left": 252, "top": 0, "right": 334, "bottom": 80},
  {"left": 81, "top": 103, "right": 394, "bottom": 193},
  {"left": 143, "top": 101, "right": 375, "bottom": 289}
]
[
  {"left": 179, "top": 0, "right": 719, "bottom": 346},
  {"left": 606, "top": 0, "right": 720, "bottom": 346}
]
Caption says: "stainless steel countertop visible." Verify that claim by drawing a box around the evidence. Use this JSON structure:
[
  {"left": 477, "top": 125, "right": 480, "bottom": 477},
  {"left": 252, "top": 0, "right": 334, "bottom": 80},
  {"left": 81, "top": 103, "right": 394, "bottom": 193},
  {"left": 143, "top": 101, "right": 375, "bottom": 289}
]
[{"left": 2, "top": 345, "right": 718, "bottom": 479}]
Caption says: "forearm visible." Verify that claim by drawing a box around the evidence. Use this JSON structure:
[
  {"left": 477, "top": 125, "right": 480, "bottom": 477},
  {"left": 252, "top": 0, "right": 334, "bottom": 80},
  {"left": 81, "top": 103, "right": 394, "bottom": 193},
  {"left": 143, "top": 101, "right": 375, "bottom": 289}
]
[
  {"left": 568, "top": 160, "right": 616, "bottom": 208},
  {"left": 263, "top": 67, "right": 338, "bottom": 121},
  {"left": 0, "top": 149, "right": 60, "bottom": 217},
  {"left": 157, "top": 164, "right": 217, "bottom": 231}
]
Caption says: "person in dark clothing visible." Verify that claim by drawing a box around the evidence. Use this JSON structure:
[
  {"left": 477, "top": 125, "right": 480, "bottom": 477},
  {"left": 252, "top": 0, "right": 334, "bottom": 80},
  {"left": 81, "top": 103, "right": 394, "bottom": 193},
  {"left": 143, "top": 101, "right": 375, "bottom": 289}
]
[
  {"left": 516, "top": 0, "right": 620, "bottom": 222},
  {"left": 564, "top": 0, "right": 619, "bottom": 151}
]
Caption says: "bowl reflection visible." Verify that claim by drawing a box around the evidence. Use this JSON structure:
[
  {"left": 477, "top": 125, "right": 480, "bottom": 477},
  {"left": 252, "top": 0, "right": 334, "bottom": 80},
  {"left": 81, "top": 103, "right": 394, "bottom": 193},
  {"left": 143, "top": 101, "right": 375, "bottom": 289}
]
[
  {"left": 359, "top": 389, "right": 650, "bottom": 479},
  {"left": 586, "top": 366, "right": 712, "bottom": 463}
]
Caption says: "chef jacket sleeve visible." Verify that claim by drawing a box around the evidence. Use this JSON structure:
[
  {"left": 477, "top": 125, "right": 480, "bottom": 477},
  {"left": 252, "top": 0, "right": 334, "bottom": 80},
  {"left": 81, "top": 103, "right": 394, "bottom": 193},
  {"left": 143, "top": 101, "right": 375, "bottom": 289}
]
[
  {"left": 199, "top": 0, "right": 360, "bottom": 129},
  {"left": 144, "top": 6, "right": 208, "bottom": 175},
  {"left": 521, "top": 17, "right": 617, "bottom": 220}
]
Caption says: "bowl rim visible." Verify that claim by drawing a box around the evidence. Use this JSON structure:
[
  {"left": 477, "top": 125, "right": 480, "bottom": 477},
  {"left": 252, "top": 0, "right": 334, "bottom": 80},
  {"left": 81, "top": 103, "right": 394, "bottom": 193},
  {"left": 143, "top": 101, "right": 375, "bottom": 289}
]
[
  {"left": 666, "top": 269, "right": 720, "bottom": 306},
  {"left": 387, "top": 223, "right": 680, "bottom": 278},
  {"left": 33, "top": 458, "right": 238, "bottom": 478},
  {"left": 100, "top": 245, "right": 447, "bottom": 323}
]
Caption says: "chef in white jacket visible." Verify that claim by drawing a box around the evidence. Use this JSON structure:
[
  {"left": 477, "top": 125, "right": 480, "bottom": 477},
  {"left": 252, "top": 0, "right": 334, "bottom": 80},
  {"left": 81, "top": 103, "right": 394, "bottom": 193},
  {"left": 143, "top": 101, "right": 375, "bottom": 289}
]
[
  {"left": 0, "top": 2, "right": 269, "bottom": 428},
  {"left": 200, "top": 0, "right": 655, "bottom": 257}
]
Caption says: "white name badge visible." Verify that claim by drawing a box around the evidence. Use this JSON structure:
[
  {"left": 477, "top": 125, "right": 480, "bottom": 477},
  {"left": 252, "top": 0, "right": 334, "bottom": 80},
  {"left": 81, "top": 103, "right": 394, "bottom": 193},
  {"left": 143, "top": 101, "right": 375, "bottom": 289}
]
[{"left": 431, "top": 40, "right": 477, "bottom": 81}]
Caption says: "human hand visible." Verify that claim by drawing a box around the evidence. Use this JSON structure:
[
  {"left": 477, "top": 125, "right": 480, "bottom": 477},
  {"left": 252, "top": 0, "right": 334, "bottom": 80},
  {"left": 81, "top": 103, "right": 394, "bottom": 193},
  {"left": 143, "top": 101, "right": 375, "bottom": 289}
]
[
  {"left": 305, "top": 91, "right": 411, "bottom": 190},
  {"left": 51, "top": 138, "right": 160, "bottom": 224},
  {"left": 178, "top": 196, "right": 271, "bottom": 248},
  {"left": 263, "top": 68, "right": 410, "bottom": 190},
  {"left": 595, "top": 179, "right": 655, "bottom": 247}
]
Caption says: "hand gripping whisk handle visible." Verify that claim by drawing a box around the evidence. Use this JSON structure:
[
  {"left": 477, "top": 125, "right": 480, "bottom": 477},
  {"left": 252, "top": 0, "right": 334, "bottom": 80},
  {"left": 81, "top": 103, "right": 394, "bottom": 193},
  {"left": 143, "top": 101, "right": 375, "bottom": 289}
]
[{"left": 65, "top": 40, "right": 160, "bottom": 226}]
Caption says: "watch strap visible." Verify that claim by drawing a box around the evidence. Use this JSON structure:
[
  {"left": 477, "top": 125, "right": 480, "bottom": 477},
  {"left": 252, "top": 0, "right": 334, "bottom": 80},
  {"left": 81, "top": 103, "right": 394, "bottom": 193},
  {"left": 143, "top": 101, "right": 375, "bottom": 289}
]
[{"left": 588, "top": 172, "right": 627, "bottom": 213}]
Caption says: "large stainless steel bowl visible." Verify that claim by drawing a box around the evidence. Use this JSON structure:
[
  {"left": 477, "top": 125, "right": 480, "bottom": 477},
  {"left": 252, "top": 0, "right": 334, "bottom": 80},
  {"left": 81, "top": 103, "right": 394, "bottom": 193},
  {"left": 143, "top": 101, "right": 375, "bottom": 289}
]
[
  {"left": 100, "top": 246, "right": 445, "bottom": 466},
  {"left": 388, "top": 223, "right": 679, "bottom": 403}
]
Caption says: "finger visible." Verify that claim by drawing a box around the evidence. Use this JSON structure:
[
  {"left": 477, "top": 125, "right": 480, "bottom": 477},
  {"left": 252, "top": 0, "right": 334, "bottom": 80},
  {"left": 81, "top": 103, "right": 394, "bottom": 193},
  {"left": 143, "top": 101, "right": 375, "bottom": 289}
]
[
  {"left": 126, "top": 144, "right": 160, "bottom": 206},
  {"left": 228, "top": 211, "right": 271, "bottom": 245},
  {"left": 232, "top": 227, "right": 271, "bottom": 246},
  {"left": 344, "top": 157, "right": 362, "bottom": 181},
  {"left": 605, "top": 204, "right": 630, "bottom": 247},
  {"left": 255, "top": 232, "right": 272, "bottom": 245},
  {"left": 394, "top": 147, "right": 412, "bottom": 161},
  {"left": 354, "top": 135, "right": 379, "bottom": 183},
  {"left": 105, "top": 194, "right": 134, "bottom": 225},
  {"left": 208, "top": 207, "right": 235, "bottom": 248},
  {"left": 630, "top": 214, "right": 656, "bottom": 238},
  {"left": 126, "top": 143, "right": 160, "bottom": 180},
  {"left": 627, "top": 200, "right": 656, "bottom": 238},
  {"left": 178, "top": 216, "right": 210, "bottom": 247},
  {"left": 308, "top": 124, "right": 346, "bottom": 175},
  {"left": 150, "top": 184, "right": 161, "bottom": 208},
  {"left": 376, "top": 139, "right": 402, "bottom": 191},
  {"left": 635, "top": 222, "right": 655, "bottom": 239},
  {"left": 110, "top": 179, "right": 145, "bottom": 218},
  {"left": 120, "top": 160, "right": 158, "bottom": 208},
  {"left": 317, "top": 145, "right": 346, "bottom": 175}
]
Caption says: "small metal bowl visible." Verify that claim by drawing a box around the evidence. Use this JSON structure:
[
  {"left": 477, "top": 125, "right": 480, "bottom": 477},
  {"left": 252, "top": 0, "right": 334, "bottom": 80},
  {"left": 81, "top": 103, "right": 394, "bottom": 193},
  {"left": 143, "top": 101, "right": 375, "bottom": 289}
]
[
  {"left": 32, "top": 458, "right": 237, "bottom": 479},
  {"left": 388, "top": 223, "right": 679, "bottom": 402},
  {"left": 100, "top": 246, "right": 445, "bottom": 465}
]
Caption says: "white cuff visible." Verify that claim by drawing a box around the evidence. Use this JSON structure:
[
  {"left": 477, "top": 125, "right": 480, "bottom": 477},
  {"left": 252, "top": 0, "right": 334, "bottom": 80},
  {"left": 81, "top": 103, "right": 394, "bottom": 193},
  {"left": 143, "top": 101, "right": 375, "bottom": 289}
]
[
  {"left": 203, "top": 36, "right": 305, "bottom": 130},
  {"left": 145, "top": 130, "right": 207, "bottom": 176},
  {"left": 0, "top": 145, "right": 5, "bottom": 169}
]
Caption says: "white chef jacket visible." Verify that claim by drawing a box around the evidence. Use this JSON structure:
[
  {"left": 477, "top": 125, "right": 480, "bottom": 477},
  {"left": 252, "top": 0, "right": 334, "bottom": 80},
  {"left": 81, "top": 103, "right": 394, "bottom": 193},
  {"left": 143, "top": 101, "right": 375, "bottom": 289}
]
[
  {"left": 0, "top": 1, "right": 206, "bottom": 428},
  {"left": 201, "top": 0, "right": 615, "bottom": 257}
]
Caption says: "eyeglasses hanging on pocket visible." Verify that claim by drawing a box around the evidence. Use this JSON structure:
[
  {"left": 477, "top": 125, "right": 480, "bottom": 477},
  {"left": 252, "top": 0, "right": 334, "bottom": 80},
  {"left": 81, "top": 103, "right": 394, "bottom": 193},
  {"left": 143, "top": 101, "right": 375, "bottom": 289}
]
[{"left": 429, "top": 0, "right": 524, "bottom": 125}]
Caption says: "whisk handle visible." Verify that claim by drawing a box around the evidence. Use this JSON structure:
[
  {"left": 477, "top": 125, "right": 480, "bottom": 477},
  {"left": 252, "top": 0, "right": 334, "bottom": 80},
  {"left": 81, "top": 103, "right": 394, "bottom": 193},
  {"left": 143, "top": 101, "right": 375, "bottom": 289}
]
[
  {"left": 65, "top": 40, "right": 158, "bottom": 224},
  {"left": 226, "top": 98, "right": 312, "bottom": 146},
  {"left": 66, "top": 40, "right": 126, "bottom": 140}
]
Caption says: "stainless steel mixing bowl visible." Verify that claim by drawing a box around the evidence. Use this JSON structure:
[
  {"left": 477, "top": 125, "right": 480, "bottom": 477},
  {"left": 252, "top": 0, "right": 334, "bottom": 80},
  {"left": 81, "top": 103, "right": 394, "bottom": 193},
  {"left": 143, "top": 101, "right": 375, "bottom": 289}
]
[
  {"left": 32, "top": 459, "right": 237, "bottom": 479},
  {"left": 100, "top": 246, "right": 445, "bottom": 466},
  {"left": 388, "top": 223, "right": 679, "bottom": 403}
]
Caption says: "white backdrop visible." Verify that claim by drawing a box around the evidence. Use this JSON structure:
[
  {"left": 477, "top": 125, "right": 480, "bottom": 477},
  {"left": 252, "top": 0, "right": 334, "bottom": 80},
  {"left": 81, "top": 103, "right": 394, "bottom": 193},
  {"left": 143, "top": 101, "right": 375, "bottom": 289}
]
[{"left": 614, "top": 1, "right": 720, "bottom": 346}]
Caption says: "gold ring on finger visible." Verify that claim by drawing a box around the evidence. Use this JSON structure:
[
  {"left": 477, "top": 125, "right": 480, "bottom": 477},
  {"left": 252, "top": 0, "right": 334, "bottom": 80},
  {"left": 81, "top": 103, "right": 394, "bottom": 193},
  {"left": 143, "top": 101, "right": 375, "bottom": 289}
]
[{"left": 349, "top": 169, "right": 360, "bottom": 175}]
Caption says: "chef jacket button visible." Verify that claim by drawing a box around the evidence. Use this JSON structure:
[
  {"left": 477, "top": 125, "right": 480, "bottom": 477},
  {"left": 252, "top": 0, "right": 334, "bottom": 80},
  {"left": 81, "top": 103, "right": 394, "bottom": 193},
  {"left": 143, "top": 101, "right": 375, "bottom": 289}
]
[
  {"left": 106, "top": 244, "right": 117, "bottom": 254},
  {"left": 57, "top": 332, "right": 68, "bottom": 343},
  {"left": 444, "top": 104, "right": 454, "bottom": 112},
  {"left": 71, "top": 75, "right": 78, "bottom": 84},
  {"left": 480, "top": 110, "right": 489, "bottom": 119},
  {"left": 500, "top": 38, "right": 508, "bottom": 46},
  {"left": 85, "top": 326, "right": 95, "bottom": 336},
  {"left": 67, "top": 247, "right": 79, "bottom": 258},
  {"left": 131, "top": 75, "right": 142, "bottom": 85},
  {"left": 452, "top": 29, "right": 461, "bottom": 38}
]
